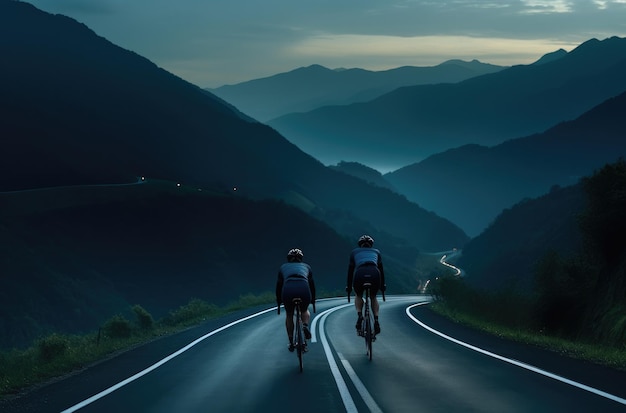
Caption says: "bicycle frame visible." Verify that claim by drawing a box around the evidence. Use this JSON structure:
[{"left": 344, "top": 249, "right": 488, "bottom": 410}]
[
  {"left": 361, "top": 284, "right": 375, "bottom": 360},
  {"left": 348, "top": 281, "right": 385, "bottom": 360},
  {"left": 292, "top": 298, "right": 305, "bottom": 372}
]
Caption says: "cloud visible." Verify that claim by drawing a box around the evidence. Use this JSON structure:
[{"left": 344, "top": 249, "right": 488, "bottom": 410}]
[
  {"left": 289, "top": 34, "right": 576, "bottom": 65},
  {"left": 25, "top": 0, "right": 626, "bottom": 87}
]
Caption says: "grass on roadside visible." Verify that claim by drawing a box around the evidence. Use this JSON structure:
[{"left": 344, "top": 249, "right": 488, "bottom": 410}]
[
  {"left": 429, "top": 300, "right": 626, "bottom": 370},
  {"left": 0, "top": 292, "right": 275, "bottom": 399}
]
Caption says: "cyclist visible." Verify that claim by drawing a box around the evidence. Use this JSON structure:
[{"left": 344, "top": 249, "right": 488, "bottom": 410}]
[
  {"left": 276, "top": 248, "right": 316, "bottom": 352},
  {"left": 346, "top": 235, "right": 386, "bottom": 334}
]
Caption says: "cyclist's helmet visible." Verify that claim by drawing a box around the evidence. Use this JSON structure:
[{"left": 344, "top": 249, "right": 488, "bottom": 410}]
[
  {"left": 287, "top": 248, "right": 304, "bottom": 262},
  {"left": 358, "top": 235, "right": 374, "bottom": 248}
]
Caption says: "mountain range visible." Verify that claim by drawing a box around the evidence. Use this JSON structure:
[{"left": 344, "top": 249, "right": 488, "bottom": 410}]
[
  {"left": 0, "top": 1, "right": 467, "bottom": 347},
  {"left": 208, "top": 60, "right": 504, "bottom": 122},
  {"left": 385, "top": 89, "right": 626, "bottom": 236},
  {"left": 0, "top": 0, "right": 466, "bottom": 252},
  {"left": 266, "top": 36, "right": 626, "bottom": 172}
]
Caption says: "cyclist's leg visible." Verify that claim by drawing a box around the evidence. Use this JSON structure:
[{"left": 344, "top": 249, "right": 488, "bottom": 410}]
[
  {"left": 285, "top": 309, "right": 295, "bottom": 341},
  {"left": 370, "top": 282, "right": 380, "bottom": 316},
  {"left": 282, "top": 285, "right": 297, "bottom": 348},
  {"left": 353, "top": 273, "right": 365, "bottom": 312},
  {"left": 371, "top": 295, "right": 380, "bottom": 316},
  {"left": 353, "top": 276, "right": 365, "bottom": 330},
  {"left": 297, "top": 283, "right": 312, "bottom": 339},
  {"left": 369, "top": 272, "right": 382, "bottom": 334}
]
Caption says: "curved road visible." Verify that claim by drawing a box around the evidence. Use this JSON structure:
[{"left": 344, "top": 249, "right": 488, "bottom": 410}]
[{"left": 3, "top": 296, "right": 626, "bottom": 412}]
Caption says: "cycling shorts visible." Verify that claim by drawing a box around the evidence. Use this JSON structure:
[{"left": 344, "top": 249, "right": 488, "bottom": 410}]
[
  {"left": 282, "top": 278, "right": 311, "bottom": 313},
  {"left": 353, "top": 264, "right": 381, "bottom": 298}
]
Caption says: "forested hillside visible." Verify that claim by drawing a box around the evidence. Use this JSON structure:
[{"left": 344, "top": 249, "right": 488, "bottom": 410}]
[{"left": 451, "top": 159, "right": 626, "bottom": 346}]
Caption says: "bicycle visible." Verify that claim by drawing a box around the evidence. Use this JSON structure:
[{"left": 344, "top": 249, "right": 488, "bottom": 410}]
[
  {"left": 349, "top": 282, "right": 385, "bottom": 361},
  {"left": 278, "top": 297, "right": 306, "bottom": 372},
  {"left": 361, "top": 283, "right": 375, "bottom": 360}
]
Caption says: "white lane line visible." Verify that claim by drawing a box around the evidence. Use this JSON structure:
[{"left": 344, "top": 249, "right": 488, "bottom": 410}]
[
  {"left": 338, "top": 353, "right": 384, "bottom": 413},
  {"left": 406, "top": 302, "right": 626, "bottom": 406},
  {"left": 316, "top": 305, "right": 359, "bottom": 412},
  {"left": 60, "top": 306, "right": 277, "bottom": 413}
]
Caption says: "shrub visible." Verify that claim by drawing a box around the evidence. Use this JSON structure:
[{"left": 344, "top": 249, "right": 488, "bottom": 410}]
[
  {"left": 164, "top": 299, "right": 218, "bottom": 326},
  {"left": 37, "top": 333, "right": 69, "bottom": 362},
  {"left": 132, "top": 305, "right": 154, "bottom": 330},
  {"left": 103, "top": 315, "right": 132, "bottom": 339}
]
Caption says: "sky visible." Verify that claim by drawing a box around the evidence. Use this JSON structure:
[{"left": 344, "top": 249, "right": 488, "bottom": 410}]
[{"left": 27, "top": 0, "right": 626, "bottom": 88}]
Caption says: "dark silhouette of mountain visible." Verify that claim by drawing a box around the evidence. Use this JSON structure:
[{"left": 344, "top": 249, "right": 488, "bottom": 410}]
[
  {"left": 0, "top": 183, "right": 357, "bottom": 348},
  {"left": 385, "top": 90, "right": 626, "bottom": 236},
  {"left": 532, "top": 48, "right": 568, "bottom": 65},
  {"left": 208, "top": 60, "right": 504, "bottom": 122},
  {"left": 457, "top": 183, "right": 585, "bottom": 292},
  {"left": 267, "top": 36, "right": 626, "bottom": 172},
  {"left": 0, "top": 0, "right": 467, "bottom": 251},
  {"left": 456, "top": 159, "right": 626, "bottom": 347},
  {"left": 0, "top": 1, "right": 469, "bottom": 347},
  {"left": 328, "top": 161, "right": 397, "bottom": 192}
]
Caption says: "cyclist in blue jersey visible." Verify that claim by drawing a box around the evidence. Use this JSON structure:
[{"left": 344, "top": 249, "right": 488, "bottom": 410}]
[
  {"left": 276, "top": 248, "right": 316, "bottom": 352},
  {"left": 346, "top": 235, "right": 386, "bottom": 334}
]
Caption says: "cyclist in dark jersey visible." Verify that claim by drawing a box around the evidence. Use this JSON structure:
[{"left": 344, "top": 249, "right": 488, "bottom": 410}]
[
  {"left": 346, "top": 235, "right": 386, "bottom": 334},
  {"left": 276, "top": 248, "right": 316, "bottom": 352}
]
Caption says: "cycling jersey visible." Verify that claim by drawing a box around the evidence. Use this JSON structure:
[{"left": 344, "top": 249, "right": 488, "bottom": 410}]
[
  {"left": 347, "top": 247, "right": 386, "bottom": 296},
  {"left": 276, "top": 262, "right": 315, "bottom": 313}
]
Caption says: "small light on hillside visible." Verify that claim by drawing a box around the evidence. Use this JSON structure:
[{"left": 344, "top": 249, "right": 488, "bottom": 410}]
[
  {"left": 233, "top": 187, "right": 237, "bottom": 191},
  {"left": 177, "top": 183, "right": 181, "bottom": 187}
]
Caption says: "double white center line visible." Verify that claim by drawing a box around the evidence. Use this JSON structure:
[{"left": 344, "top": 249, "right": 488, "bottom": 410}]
[{"left": 312, "top": 304, "right": 383, "bottom": 413}]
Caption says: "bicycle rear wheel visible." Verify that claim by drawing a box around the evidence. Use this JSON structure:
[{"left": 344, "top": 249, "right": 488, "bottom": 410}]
[
  {"left": 365, "top": 314, "right": 373, "bottom": 360},
  {"left": 295, "top": 307, "right": 304, "bottom": 372},
  {"left": 363, "top": 289, "right": 373, "bottom": 361}
]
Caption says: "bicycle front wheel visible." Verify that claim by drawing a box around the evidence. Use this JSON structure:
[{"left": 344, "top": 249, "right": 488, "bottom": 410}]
[{"left": 296, "top": 321, "right": 304, "bottom": 372}]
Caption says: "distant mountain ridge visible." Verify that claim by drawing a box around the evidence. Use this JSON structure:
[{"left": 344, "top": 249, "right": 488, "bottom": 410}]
[
  {"left": 267, "top": 36, "right": 626, "bottom": 172},
  {"left": 385, "top": 90, "right": 626, "bottom": 236},
  {"left": 208, "top": 60, "right": 504, "bottom": 122},
  {"left": 328, "top": 161, "right": 397, "bottom": 192}
]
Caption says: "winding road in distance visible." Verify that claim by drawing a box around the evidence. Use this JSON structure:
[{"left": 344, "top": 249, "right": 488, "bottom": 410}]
[{"left": 3, "top": 296, "right": 626, "bottom": 413}]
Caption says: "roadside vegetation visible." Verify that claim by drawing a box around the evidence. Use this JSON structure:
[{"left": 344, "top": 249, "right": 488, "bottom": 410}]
[
  {"left": 428, "top": 160, "right": 626, "bottom": 371},
  {"left": 428, "top": 278, "right": 626, "bottom": 370},
  {"left": 0, "top": 293, "right": 275, "bottom": 399}
]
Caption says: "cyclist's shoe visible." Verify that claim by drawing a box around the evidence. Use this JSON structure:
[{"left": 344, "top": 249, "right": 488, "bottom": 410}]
[
  {"left": 288, "top": 343, "right": 295, "bottom": 352},
  {"left": 374, "top": 320, "right": 381, "bottom": 335},
  {"left": 303, "top": 324, "right": 312, "bottom": 339},
  {"left": 355, "top": 315, "right": 363, "bottom": 331}
]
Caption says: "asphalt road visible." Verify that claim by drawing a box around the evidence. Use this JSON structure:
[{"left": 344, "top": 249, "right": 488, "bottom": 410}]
[{"left": 3, "top": 296, "right": 626, "bottom": 412}]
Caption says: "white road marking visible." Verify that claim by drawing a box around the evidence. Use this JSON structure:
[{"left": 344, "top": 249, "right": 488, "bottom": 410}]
[
  {"left": 406, "top": 302, "right": 626, "bottom": 406},
  {"left": 315, "top": 305, "right": 359, "bottom": 412},
  {"left": 60, "top": 306, "right": 277, "bottom": 413},
  {"left": 338, "top": 354, "right": 384, "bottom": 413}
]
